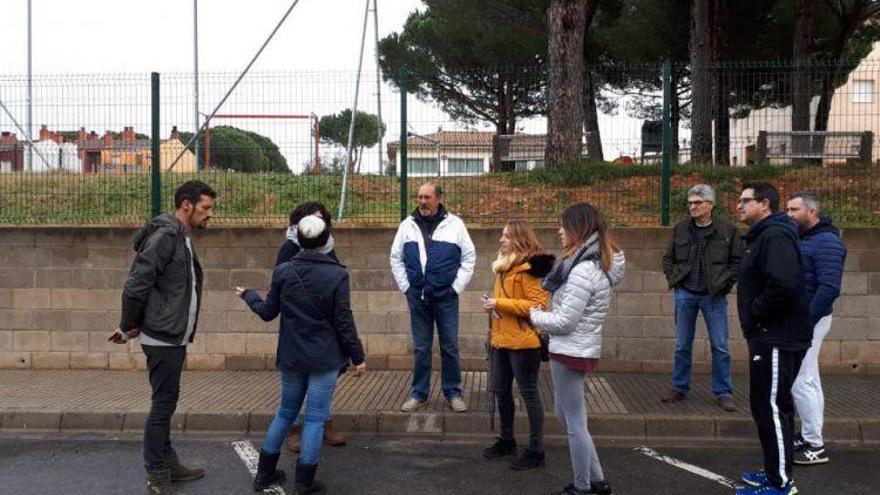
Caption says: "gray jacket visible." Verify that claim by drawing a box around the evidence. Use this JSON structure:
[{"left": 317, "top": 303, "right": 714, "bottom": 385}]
[
  {"left": 119, "top": 214, "right": 203, "bottom": 344},
  {"left": 530, "top": 236, "right": 625, "bottom": 359}
]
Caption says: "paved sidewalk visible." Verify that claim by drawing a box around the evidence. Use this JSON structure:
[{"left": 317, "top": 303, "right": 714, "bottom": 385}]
[{"left": 1, "top": 370, "right": 877, "bottom": 445}]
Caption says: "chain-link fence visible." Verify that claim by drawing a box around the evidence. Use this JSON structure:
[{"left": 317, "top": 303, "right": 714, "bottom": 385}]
[{"left": 1, "top": 59, "right": 879, "bottom": 227}]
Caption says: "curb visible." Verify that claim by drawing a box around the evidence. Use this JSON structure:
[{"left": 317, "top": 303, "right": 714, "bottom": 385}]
[{"left": 1, "top": 410, "right": 876, "bottom": 446}]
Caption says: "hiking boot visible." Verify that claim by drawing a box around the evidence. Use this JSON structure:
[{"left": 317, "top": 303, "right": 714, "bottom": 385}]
[
  {"left": 401, "top": 397, "right": 426, "bottom": 412},
  {"left": 482, "top": 438, "right": 517, "bottom": 459},
  {"left": 449, "top": 396, "right": 468, "bottom": 412},
  {"left": 322, "top": 420, "right": 346, "bottom": 446},
  {"left": 734, "top": 482, "right": 798, "bottom": 495},
  {"left": 794, "top": 444, "right": 829, "bottom": 465},
  {"left": 165, "top": 448, "right": 204, "bottom": 482},
  {"left": 741, "top": 471, "right": 768, "bottom": 487},
  {"left": 145, "top": 468, "right": 189, "bottom": 495},
  {"left": 717, "top": 395, "right": 738, "bottom": 412},
  {"left": 590, "top": 480, "right": 614, "bottom": 495},
  {"left": 510, "top": 448, "right": 545, "bottom": 470},
  {"left": 252, "top": 449, "right": 286, "bottom": 492},
  {"left": 660, "top": 389, "right": 687, "bottom": 403},
  {"left": 294, "top": 461, "right": 326, "bottom": 495},
  {"left": 548, "top": 483, "right": 589, "bottom": 495},
  {"left": 286, "top": 424, "right": 302, "bottom": 453}
]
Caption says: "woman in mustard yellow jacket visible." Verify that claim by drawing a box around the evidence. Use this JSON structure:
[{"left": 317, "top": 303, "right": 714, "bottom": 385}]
[{"left": 482, "top": 219, "right": 555, "bottom": 470}]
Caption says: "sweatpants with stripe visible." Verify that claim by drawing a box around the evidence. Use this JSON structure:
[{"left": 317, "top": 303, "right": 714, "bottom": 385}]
[{"left": 748, "top": 341, "right": 806, "bottom": 488}]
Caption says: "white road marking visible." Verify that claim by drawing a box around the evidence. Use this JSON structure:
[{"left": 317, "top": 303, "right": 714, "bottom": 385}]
[
  {"left": 232, "top": 440, "right": 287, "bottom": 495},
  {"left": 634, "top": 446, "right": 739, "bottom": 489}
]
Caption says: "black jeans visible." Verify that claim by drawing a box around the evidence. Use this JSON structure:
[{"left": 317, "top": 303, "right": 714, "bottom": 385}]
[
  {"left": 492, "top": 347, "right": 544, "bottom": 452},
  {"left": 142, "top": 345, "right": 186, "bottom": 471}
]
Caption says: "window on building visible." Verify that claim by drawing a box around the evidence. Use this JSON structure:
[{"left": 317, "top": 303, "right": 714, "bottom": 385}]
[
  {"left": 447, "top": 158, "right": 483, "bottom": 174},
  {"left": 408, "top": 158, "right": 439, "bottom": 174},
  {"left": 852, "top": 80, "right": 874, "bottom": 104},
  {"left": 514, "top": 160, "right": 530, "bottom": 171}
]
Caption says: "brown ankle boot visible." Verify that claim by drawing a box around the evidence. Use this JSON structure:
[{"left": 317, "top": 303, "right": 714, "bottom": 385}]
[
  {"left": 322, "top": 420, "right": 346, "bottom": 447},
  {"left": 286, "top": 424, "right": 302, "bottom": 453}
]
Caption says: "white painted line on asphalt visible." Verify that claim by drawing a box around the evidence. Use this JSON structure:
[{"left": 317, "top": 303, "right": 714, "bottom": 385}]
[
  {"left": 634, "top": 446, "right": 739, "bottom": 489},
  {"left": 232, "top": 440, "right": 287, "bottom": 495}
]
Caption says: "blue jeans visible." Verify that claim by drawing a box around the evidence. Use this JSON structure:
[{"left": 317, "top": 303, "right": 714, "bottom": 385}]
[
  {"left": 672, "top": 288, "right": 733, "bottom": 397},
  {"left": 406, "top": 291, "right": 462, "bottom": 401},
  {"left": 262, "top": 369, "right": 338, "bottom": 465}
]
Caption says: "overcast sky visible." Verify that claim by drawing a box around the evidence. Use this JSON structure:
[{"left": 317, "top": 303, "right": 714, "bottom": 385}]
[{"left": 0, "top": 0, "right": 423, "bottom": 73}]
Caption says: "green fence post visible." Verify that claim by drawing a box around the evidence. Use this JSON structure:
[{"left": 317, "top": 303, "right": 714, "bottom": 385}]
[
  {"left": 399, "top": 69, "right": 408, "bottom": 222},
  {"left": 151, "top": 72, "right": 161, "bottom": 219},
  {"left": 661, "top": 61, "right": 672, "bottom": 226}
]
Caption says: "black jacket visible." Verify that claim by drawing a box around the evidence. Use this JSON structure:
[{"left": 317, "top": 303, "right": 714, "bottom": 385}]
[
  {"left": 662, "top": 215, "right": 741, "bottom": 296},
  {"left": 120, "top": 214, "right": 203, "bottom": 344},
  {"left": 242, "top": 251, "right": 365, "bottom": 373},
  {"left": 737, "top": 212, "right": 812, "bottom": 350}
]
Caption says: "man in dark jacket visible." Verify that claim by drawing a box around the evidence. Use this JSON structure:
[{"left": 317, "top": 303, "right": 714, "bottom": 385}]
[
  {"left": 661, "top": 184, "right": 741, "bottom": 411},
  {"left": 786, "top": 192, "right": 846, "bottom": 466},
  {"left": 109, "top": 181, "right": 215, "bottom": 495},
  {"left": 735, "top": 182, "right": 810, "bottom": 495}
]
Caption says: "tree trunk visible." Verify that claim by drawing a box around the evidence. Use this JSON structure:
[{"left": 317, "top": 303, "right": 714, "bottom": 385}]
[
  {"left": 583, "top": 69, "right": 603, "bottom": 161},
  {"left": 690, "top": 0, "right": 713, "bottom": 165},
  {"left": 712, "top": 0, "right": 729, "bottom": 166},
  {"left": 545, "top": 0, "right": 589, "bottom": 166},
  {"left": 792, "top": 0, "right": 818, "bottom": 163}
]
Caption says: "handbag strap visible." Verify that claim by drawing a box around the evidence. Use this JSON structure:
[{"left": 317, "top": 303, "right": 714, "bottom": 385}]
[{"left": 290, "top": 264, "right": 331, "bottom": 322}]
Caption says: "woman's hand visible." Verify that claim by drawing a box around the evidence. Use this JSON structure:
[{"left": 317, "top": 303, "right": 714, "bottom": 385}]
[
  {"left": 354, "top": 362, "right": 367, "bottom": 376},
  {"left": 235, "top": 286, "right": 246, "bottom": 297},
  {"left": 482, "top": 298, "right": 498, "bottom": 312}
]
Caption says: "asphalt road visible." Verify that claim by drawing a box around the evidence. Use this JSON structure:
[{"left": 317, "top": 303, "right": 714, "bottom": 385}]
[{"left": 1, "top": 434, "right": 877, "bottom": 494}]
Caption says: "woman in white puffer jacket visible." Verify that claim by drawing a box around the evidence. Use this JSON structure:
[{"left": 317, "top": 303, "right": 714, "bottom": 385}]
[{"left": 530, "top": 203, "right": 625, "bottom": 495}]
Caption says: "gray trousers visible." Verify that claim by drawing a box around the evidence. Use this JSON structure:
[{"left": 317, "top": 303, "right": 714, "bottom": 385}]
[{"left": 550, "top": 360, "right": 604, "bottom": 490}]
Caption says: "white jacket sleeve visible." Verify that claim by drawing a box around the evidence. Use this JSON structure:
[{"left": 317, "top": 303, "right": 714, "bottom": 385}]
[
  {"left": 452, "top": 222, "right": 476, "bottom": 295},
  {"left": 389, "top": 222, "right": 410, "bottom": 293},
  {"left": 530, "top": 264, "right": 593, "bottom": 336}
]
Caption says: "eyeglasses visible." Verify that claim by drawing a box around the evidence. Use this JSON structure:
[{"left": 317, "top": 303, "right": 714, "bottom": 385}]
[
  {"left": 687, "top": 200, "right": 708, "bottom": 206},
  {"left": 737, "top": 197, "right": 759, "bottom": 205}
]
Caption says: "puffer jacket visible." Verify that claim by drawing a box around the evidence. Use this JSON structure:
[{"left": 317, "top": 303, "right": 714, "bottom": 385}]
[
  {"left": 799, "top": 217, "right": 847, "bottom": 325},
  {"left": 490, "top": 254, "right": 555, "bottom": 350},
  {"left": 529, "top": 238, "right": 626, "bottom": 359}
]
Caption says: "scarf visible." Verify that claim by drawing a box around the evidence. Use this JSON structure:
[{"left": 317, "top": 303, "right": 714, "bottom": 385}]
[{"left": 542, "top": 232, "right": 601, "bottom": 294}]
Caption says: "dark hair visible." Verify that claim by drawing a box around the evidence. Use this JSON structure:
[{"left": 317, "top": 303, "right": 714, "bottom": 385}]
[
  {"left": 742, "top": 181, "right": 779, "bottom": 212},
  {"left": 289, "top": 201, "right": 332, "bottom": 227},
  {"left": 174, "top": 180, "right": 216, "bottom": 209},
  {"left": 560, "top": 202, "right": 618, "bottom": 271}
]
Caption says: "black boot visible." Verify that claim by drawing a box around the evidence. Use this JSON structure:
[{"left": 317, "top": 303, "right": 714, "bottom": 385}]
[
  {"left": 482, "top": 437, "right": 517, "bottom": 459},
  {"left": 590, "top": 480, "right": 614, "bottom": 495},
  {"left": 165, "top": 448, "right": 205, "bottom": 482},
  {"left": 294, "top": 461, "right": 326, "bottom": 495},
  {"left": 510, "top": 448, "right": 545, "bottom": 470},
  {"left": 253, "top": 450, "right": 286, "bottom": 492},
  {"left": 145, "top": 468, "right": 189, "bottom": 495}
]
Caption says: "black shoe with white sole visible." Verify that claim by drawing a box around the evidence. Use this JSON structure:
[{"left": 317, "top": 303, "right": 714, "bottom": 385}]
[{"left": 793, "top": 444, "right": 829, "bottom": 465}]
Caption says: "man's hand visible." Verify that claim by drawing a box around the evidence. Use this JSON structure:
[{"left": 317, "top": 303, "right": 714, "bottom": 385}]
[
  {"left": 108, "top": 327, "right": 140, "bottom": 344},
  {"left": 235, "top": 286, "right": 246, "bottom": 297},
  {"left": 353, "top": 362, "right": 367, "bottom": 376}
]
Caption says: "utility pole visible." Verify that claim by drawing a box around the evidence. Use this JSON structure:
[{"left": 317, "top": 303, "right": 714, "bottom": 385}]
[
  {"left": 193, "top": 0, "right": 201, "bottom": 169},
  {"left": 27, "top": 0, "right": 33, "bottom": 171}
]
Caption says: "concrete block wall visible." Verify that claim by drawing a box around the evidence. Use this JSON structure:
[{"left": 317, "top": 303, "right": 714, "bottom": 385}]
[{"left": 1, "top": 227, "right": 879, "bottom": 374}]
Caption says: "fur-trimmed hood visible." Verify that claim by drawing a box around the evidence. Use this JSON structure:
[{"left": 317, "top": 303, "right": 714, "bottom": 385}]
[{"left": 526, "top": 254, "right": 556, "bottom": 278}]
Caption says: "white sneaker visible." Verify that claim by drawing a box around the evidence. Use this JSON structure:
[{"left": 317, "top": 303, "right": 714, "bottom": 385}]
[
  {"left": 449, "top": 397, "right": 468, "bottom": 412},
  {"left": 400, "top": 397, "right": 426, "bottom": 412}
]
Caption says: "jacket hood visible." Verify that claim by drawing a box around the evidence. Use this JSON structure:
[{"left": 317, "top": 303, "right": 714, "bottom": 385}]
[
  {"left": 526, "top": 254, "right": 556, "bottom": 278},
  {"left": 132, "top": 213, "right": 183, "bottom": 251},
  {"left": 607, "top": 250, "right": 626, "bottom": 286},
  {"left": 801, "top": 216, "right": 839, "bottom": 238},
  {"left": 744, "top": 212, "right": 797, "bottom": 241}
]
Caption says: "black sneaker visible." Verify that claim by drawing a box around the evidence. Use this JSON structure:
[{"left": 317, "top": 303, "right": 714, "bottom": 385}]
[
  {"left": 510, "top": 448, "right": 545, "bottom": 470},
  {"left": 590, "top": 480, "right": 614, "bottom": 495},
  {"left": 483, "top": 438, "right": 517, "bottom": 459},
  {"left": 548, "top": 484, "right": 589, "bottom": 495},
  {"left": 794, "top": 444, "right": 829, "bottom": 465},
  {"left": 792, "top": 432, "right": 807, "bottom": 451}
]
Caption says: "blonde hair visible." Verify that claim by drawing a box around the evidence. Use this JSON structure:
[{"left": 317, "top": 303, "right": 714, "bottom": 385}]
[
  {"left": 492, "top": 219, "right": 543, "bottom": 273},
  {"left": 559, "top": 203, "right": 619, "bottom": 272}
]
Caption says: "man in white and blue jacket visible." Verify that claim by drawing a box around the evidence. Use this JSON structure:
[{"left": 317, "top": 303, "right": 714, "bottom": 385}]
[
  {"left": 786, "top": 192, "right": 847, "bottom": 467},
  {"left": 390, "top": 183, "right": 476, "bottom": 413}
]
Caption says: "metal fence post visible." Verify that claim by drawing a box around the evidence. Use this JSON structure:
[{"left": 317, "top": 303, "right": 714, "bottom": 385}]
[
  {"left": 661, "top": 61, "right": 672, "bottom": 227},
  {"left": 151, "top": 72, "right": 162, "bottom": 219},
  {"left": 399, "top": 69, "right": 408, "bottom": 222}
]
